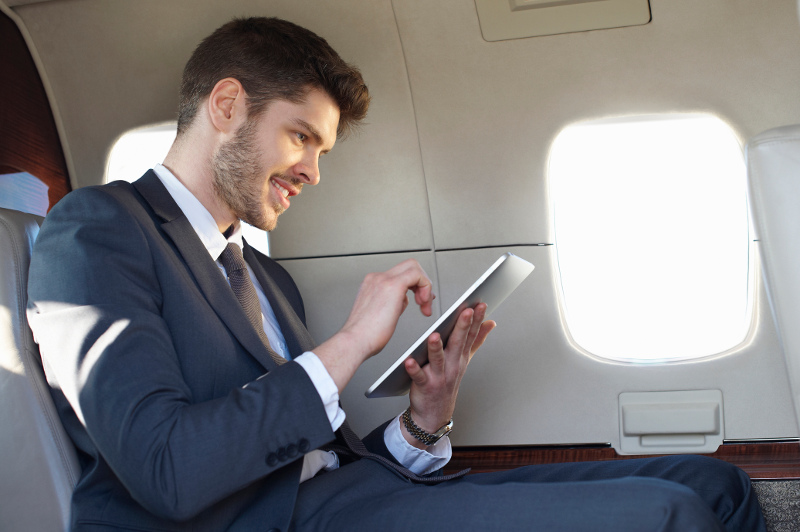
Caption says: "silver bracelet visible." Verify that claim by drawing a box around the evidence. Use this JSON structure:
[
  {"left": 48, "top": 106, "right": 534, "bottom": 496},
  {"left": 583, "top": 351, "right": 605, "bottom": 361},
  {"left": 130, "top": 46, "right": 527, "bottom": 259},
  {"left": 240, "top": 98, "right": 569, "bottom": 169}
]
[{"left": 401, "top": 407, "right": 453, "bottom": 446}]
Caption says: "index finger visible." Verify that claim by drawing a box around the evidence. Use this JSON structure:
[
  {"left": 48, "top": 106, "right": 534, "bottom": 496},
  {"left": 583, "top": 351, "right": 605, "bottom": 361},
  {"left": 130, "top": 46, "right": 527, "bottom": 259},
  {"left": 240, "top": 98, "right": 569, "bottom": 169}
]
[
  {"left": 393, "top": 259, "right": 435, "bottom": 317},
  {"left": 413, "top": 282, "right": 434, "bottom": 317}
]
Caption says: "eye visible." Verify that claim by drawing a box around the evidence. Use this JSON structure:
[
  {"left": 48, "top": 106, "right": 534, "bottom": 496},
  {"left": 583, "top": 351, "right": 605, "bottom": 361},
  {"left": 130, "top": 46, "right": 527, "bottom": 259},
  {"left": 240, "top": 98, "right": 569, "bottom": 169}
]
[{"left": 295, "top": 132, "right": 307, "bottom": 142}]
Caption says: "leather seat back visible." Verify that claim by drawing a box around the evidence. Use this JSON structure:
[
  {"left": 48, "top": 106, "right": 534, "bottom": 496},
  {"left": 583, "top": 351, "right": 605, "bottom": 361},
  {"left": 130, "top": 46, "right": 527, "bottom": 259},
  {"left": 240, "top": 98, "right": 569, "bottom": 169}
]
[
  {"left": 746, "top": 125, "right": 800, "bottom": 428},
  {"left": 0, "top": 206, "right": 80, "bottom": 531}
]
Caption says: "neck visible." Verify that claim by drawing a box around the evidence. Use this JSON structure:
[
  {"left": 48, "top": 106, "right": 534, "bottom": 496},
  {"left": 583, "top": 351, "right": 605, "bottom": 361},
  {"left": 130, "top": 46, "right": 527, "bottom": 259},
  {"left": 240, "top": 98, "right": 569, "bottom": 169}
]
[{"left": 162, "top": 134, "right": 236, "bottom": 233}]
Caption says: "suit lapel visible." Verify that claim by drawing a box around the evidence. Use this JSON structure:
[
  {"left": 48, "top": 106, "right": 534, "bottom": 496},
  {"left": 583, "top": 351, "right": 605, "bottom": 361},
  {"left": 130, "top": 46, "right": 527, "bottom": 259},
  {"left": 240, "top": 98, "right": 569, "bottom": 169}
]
[
  {"left": 132, "top": 171, "right": 279, "bottom": 372},
  {"left": 243, "top": 242, "right": 316, "bottom": 358}
]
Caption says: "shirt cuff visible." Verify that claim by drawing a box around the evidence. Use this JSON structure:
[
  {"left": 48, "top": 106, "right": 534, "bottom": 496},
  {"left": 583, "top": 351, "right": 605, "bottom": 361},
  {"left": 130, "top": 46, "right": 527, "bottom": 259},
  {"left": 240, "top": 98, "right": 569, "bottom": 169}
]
[
  {"left": 299, "top": 450, "right": 339, "bottom": 483},
  {"left": 384, "top": 414, "right": 451, "bottom": 476},
  {"left": 294, "top": 351, "right": 345, "bottom": 431}
]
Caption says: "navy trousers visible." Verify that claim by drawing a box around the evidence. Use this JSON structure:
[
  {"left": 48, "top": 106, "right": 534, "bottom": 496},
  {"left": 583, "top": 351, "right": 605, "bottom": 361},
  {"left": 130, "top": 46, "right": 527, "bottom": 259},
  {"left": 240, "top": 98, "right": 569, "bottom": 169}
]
[{"left": 292, "top": 455, "right": 765, "bottom": 531}]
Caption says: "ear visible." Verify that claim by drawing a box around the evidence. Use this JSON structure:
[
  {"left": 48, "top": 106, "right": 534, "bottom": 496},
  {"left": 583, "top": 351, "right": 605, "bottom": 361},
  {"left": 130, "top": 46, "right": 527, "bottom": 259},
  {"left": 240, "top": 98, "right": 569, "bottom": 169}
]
[{"left": 207, "top": 78, "right": 247, "bottom": 135}]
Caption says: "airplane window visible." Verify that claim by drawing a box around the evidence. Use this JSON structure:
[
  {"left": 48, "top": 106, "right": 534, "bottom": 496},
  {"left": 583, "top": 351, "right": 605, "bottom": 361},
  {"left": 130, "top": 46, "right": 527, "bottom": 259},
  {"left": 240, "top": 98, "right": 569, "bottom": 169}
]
[
  {"left": 0, "top": 171, "right": 49, "bottom": 217},
  {"left": 549, "top": 114, "right": 751, "bottom": 363},
  {"left": 105, "top": 123, "right": 270, "bottom": 255}
]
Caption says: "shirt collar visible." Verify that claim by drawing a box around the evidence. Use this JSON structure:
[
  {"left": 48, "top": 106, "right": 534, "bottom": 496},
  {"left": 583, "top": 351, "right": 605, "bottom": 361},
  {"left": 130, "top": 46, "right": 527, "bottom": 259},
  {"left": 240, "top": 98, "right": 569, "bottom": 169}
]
[{"left": 152, "top": 164, "right": 243, "bottom": 261}]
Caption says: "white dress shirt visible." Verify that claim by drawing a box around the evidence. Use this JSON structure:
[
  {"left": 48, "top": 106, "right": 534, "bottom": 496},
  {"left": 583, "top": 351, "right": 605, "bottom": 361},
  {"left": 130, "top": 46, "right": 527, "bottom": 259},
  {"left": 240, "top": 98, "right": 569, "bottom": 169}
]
[{"left": 152, "top": 165, "right": 450, "bottom": 480}]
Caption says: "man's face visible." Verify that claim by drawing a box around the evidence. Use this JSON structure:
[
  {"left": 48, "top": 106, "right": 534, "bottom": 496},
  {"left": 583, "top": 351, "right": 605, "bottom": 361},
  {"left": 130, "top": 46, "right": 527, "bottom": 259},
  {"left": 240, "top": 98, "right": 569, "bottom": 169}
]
[{"left": 212, "top": 88, "right": 340, "bottom": 231}]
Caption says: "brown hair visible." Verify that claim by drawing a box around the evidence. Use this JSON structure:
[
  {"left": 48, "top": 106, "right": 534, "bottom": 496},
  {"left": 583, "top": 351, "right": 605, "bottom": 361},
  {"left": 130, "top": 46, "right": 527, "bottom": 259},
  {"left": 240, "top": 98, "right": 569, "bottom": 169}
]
[{"left": 177, "top": 17, "right": 370, "bottom": 138}]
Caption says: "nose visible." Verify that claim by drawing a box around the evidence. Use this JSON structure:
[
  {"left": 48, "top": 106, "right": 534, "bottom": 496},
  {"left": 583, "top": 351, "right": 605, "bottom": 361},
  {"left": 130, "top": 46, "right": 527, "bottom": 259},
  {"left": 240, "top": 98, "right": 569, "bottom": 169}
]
[{"left": 294, "top": 152, "right": 321, "bottom": 186}]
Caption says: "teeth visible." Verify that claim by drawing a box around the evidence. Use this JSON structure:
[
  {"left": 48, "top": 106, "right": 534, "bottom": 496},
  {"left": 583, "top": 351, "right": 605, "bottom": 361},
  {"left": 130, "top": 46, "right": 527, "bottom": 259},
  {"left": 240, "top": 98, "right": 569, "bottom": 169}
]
[{"left": 273, "top": 181, "right": 290, "bottom": 198}]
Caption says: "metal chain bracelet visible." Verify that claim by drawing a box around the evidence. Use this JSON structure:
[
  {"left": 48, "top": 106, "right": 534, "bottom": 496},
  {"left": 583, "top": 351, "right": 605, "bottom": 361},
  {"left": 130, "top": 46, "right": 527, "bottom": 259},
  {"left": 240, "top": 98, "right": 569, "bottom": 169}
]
[{"left": 401, "top": 407, "right": 453, "bottom": 446}]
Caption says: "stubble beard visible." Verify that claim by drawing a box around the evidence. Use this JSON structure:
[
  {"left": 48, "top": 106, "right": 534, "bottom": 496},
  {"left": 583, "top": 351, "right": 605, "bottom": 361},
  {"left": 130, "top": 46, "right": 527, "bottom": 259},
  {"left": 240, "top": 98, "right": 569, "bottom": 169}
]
[{"left": 212, "top": 119, "right": 282, "bottom": 232}]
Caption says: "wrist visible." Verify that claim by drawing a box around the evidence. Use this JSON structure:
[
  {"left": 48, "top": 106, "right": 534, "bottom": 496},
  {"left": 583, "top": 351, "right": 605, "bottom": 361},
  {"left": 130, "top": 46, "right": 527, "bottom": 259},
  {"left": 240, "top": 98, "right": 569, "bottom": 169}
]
[
  {"left": 330, "top": 327, "right": 374, "bottom": 363},
  {"left": 314, "top": 330, "right": 367, "bottom": 393},
  {"left": 406, "top": 405, "right": 451, "bottom": 434},
  {"left": 401, "top": 407, "right": 453, "bottom": 447}
]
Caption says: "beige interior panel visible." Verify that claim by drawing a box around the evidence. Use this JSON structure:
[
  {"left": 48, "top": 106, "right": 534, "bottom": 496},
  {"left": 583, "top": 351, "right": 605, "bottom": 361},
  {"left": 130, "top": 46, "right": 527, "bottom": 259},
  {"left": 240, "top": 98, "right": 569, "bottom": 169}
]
[
  {"left": 436, "top": 247, "right": 796, "bottom": 447},
  {"left": 288, "top": 245, "right": 797, "bottom": 446},
  {"left": 474, "top": 0, "right": 651, "bottom": 41},
  {"left": 392, "top": 0, "right": 800, "bottom": 250},
  {"left": 13, "top": 0, "right": 434, "bottom": 258}
]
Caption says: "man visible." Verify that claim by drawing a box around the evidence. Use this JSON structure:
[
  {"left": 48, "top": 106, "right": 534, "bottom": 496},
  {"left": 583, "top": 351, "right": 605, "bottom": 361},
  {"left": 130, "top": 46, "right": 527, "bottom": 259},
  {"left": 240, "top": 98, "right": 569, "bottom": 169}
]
[{"left": 28, "top": 17, "right": 765, "bottom": 532}]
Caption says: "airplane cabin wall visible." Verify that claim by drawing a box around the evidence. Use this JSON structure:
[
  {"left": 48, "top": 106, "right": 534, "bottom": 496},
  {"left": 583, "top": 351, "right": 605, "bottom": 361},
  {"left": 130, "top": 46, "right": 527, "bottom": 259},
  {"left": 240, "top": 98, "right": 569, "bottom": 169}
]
[{"left": 7, "top": 0, "right": 800, "bottom": 447}]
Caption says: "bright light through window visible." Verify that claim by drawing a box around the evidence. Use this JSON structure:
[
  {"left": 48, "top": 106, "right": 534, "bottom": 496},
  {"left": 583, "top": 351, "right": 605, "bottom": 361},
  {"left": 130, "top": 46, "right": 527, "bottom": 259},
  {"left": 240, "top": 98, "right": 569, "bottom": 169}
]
[
  {"left": 106, "top": 123, "right": 177, "bottom": 184},
  {"left": 550, "top": 114, "right": 751, "bottom": 362},
  {"left": 105, "top": 123, "right": 269, "bottom": 255}
]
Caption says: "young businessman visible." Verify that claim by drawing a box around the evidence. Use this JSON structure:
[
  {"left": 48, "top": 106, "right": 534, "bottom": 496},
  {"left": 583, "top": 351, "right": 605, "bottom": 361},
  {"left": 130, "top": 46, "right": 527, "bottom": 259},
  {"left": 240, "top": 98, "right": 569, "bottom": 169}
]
[{"left": 28, "top": 16, "right": 765, "bottom": 532}]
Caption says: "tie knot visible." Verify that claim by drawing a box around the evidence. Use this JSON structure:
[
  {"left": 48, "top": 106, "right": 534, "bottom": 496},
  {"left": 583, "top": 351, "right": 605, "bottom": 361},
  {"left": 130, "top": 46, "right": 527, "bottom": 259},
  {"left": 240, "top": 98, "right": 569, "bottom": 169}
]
[{"left": 220, "top": 243, "right": 247, "bottom": 275}]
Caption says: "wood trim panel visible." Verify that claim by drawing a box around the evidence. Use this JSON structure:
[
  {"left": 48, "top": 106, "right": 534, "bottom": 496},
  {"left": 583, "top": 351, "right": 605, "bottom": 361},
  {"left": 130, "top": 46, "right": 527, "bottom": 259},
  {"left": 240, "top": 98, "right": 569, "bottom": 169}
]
[
  {"left": 0, "top": 10, "right": 71, "bottom": 210},
  {"left": 445, "top": 443, "right": 800, "bottom": 481}
]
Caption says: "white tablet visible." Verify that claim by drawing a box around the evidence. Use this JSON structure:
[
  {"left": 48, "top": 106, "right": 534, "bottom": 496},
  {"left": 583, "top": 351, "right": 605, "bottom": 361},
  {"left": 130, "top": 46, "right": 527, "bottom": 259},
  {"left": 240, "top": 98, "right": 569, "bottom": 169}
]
[{"left": 365, "top": 252, "right": 534, "bottom": 398}]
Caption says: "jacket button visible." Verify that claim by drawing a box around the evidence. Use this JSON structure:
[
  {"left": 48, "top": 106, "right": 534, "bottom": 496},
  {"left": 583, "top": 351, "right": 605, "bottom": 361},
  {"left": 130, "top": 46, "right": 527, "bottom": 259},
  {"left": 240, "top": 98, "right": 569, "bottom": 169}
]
[
  {"left": 286, "top": 443, "right": 298, "bottom": 458},
  {"left": 298, "top": 438, "right": 310, "bottom": 452},
  {"left": 277, "top": 447, "right": 288, "bottom": 461},
  {"left": 266, "top": 453, "right": 278, "bottom": 467}
]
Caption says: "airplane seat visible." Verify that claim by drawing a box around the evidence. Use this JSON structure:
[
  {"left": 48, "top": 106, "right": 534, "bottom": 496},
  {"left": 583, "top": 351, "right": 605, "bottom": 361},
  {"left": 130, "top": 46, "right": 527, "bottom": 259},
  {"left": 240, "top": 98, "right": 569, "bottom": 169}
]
[
  {"left": 746, "top": 125, "right": 800, "bottom": 428},
  {"left": 0, "top": 206, "right": 80, "bottom": 532}
]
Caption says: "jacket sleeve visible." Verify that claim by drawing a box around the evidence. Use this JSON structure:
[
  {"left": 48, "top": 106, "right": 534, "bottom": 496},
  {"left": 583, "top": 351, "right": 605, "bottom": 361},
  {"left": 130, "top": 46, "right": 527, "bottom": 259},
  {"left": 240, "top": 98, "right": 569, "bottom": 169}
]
[
  {"left": 27, "top": 186, "right": 335, "bottom": 521},
  {"left": 361, "top": 419, "right": 400, "bottom": 463}
]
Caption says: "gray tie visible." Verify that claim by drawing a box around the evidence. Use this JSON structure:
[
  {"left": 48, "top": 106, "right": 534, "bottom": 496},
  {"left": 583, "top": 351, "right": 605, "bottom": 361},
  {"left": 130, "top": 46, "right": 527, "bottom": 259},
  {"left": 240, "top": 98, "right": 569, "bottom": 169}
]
[{"left": 219, "top": 242, "right": 285, "bottom": 366}]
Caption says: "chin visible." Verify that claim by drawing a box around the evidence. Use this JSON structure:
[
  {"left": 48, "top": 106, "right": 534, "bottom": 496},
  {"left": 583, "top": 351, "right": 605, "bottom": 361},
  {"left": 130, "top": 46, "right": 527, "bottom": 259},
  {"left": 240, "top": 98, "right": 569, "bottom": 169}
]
[
  {"left": 245, "top": 219, "right": 276, "bottom": 232},
  {"left": 249, "top": 214, "right": 279, "bottom": 232}
]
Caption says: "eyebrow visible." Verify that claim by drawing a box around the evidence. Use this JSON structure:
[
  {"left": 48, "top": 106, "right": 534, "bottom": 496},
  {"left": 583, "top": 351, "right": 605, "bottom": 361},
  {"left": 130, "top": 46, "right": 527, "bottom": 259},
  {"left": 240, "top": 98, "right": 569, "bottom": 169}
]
[{"left": 293, "top": 118, "right": 331, "bottom": 154}]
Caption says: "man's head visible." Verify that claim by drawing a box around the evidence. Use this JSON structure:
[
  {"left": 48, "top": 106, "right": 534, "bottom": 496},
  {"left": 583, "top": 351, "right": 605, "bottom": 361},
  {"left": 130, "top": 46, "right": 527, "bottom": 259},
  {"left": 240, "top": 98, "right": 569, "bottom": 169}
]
[
  {"left": 171, "top": 17, "right": 369, "bottom": 232},
  {"left": 177, "top": 17, "right": 370, "bottom": 138},
  {"left": 211, "top": 88, "right": 339, "bottom": 231}
]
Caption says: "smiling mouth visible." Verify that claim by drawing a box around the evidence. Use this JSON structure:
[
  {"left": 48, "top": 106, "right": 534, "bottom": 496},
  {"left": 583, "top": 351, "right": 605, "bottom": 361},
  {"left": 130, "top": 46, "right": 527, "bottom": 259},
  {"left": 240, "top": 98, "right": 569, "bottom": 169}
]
[
  {"left": 269, "top": 177, "right": 301, "bottom": 211},
  {"left": 272, "top": 180, "right": 291, "bottom": 198}
]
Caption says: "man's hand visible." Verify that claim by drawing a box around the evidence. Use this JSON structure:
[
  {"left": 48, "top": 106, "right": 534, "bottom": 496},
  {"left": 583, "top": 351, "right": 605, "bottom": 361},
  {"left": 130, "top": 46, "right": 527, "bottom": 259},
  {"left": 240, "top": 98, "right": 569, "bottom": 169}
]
[
  {"left": 314, "top": 259, "right": 437, "bottom": 392},
  {"left": 401, "top": 303, "right": 496, "bottom": 450}
]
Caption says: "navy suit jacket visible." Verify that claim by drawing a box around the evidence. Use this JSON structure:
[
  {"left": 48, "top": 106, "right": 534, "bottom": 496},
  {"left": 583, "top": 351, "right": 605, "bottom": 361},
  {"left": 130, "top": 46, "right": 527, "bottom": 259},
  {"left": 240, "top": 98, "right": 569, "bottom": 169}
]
[{"left": 27, "top": 171, "right": 392, "bottom": 531}]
